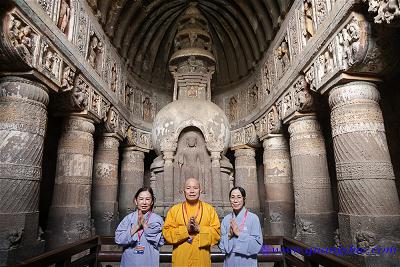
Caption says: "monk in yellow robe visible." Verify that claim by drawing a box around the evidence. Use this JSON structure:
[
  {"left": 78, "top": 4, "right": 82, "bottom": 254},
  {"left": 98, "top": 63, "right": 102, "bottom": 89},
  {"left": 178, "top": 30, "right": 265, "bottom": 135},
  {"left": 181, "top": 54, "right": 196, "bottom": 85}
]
[{"left": 163, "top": 178, "right": 220, "bottom": 267}]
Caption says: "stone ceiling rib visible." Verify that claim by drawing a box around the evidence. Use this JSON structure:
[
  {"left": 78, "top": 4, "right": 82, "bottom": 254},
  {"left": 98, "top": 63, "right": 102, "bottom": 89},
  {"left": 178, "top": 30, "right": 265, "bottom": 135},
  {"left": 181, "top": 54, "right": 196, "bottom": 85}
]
[{"left": 86, "top": 0, "right": 293, "bottom": 90}]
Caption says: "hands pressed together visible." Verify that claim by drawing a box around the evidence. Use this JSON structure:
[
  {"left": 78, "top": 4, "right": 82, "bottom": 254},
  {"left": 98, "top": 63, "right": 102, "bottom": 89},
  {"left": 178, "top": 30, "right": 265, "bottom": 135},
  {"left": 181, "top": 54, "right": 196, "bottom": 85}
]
[
  {"left": 228, "top": 219, "right": 240, "bottom": 239},
  {"left": 187, "top": 216, "right": 200, "bottom": 235},
  {"left": 130, "top": 210, "right": 149, "bottom": 236}
]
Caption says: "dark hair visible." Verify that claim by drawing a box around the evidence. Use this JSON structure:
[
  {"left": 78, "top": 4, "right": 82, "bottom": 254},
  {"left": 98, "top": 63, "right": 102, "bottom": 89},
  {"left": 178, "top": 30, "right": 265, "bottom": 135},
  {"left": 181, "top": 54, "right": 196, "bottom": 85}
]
[
  {"left": 229, "top": 186, "right": 246, "bottom": 199},
  {"left": 134, "top": 187, "right": 156, "bottom": 210}
]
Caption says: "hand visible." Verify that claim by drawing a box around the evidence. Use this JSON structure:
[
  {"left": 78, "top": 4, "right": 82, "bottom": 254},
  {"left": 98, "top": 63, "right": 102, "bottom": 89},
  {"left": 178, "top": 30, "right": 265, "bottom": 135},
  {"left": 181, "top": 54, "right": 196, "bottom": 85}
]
[
  {"left": 230, "top": 219, "right": 240, "bottom": 237},
  {"left": 130, "top": 224, "right": 140, "bottom": 236},
  {"left": 192, "top": 219, "right": 200, "bottom": 233}
]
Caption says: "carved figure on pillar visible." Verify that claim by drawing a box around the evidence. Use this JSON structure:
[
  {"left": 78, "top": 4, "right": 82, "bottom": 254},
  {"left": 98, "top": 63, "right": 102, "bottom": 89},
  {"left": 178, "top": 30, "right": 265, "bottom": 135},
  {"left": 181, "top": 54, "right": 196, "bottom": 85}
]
[
  {"left": 57, "top": 0, "right": 71, "bottom": 34},
  {"left": 142, "top": 96, "right": 153, "bottom": 121},
  {"left": 303, "top": 0, "right": 315, "bottom": 39}
]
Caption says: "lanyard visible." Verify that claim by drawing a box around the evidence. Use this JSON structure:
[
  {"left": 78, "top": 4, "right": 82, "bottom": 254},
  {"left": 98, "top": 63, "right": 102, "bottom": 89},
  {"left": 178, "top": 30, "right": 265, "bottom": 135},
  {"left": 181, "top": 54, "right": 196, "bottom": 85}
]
[
  {"left": 137, "top": 211, "right": 152, "bottom": 242},
  {"left": 232, "top": 209, "right": 248, "bottom": 232},
  {"left": 182, "top": 201, "right": 203, "bottom": 225}
]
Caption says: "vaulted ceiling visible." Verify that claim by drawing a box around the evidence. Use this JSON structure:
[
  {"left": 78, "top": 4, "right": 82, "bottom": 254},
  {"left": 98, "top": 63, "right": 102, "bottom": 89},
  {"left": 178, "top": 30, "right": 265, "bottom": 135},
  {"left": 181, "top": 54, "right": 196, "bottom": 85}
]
[{"left": 87, "top": 0, "right": 293, "bottom": 91}]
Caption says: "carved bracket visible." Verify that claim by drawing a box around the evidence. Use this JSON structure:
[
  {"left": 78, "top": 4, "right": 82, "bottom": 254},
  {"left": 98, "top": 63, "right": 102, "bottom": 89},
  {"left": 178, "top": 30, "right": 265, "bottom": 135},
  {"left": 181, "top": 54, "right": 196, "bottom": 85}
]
[
  {"left": 126, "top": 126, "right": 152, "bottom": 151},
  {"left": 254, "top": 105, "right": 282, "bottom": 140},
  {"left": 230, "top": 123, "right": 259, "bottom": 149}
]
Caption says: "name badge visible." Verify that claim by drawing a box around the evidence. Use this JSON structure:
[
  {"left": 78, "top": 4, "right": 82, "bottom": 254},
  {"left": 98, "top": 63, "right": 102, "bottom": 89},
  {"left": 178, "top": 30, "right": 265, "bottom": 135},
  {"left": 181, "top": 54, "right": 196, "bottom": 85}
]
[{"left": 134, "top": 242, "right": 145, "bottom": 254}]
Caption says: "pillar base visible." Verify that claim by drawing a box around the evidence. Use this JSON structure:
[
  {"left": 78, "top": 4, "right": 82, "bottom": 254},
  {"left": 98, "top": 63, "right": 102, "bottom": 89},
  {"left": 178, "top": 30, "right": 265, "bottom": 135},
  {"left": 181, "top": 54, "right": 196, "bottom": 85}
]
[
  {"left": 0, "top": 211, "right": 44, "bottom": 266},
  {"left": 92, "top": 201, "right": 119, "bottom": 235},
  {"left": 295, "top": 212, "right": 337, "bottom": 247},
  {"left": 46, "top": 206, "right": 93, "bottom": 250},
  {"left": 338, "top": 213, "right": 400, "bottom": 267}
]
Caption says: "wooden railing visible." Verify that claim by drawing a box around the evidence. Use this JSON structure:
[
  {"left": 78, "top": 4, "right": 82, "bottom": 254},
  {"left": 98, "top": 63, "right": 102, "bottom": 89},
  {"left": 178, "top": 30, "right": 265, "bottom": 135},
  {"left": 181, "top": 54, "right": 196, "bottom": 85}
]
[{"left": 13, "top": 235, "right": 357, "bottom": 267}]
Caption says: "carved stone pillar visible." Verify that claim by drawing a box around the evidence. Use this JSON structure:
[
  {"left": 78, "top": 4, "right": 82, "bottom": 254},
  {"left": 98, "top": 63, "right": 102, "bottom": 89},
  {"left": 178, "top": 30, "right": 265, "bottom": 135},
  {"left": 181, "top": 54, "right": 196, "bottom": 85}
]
[
  {"left": 46, "top": 116, "right": 95, "bottom": 250},
  {"left": 92, "top": 134, "right": 120, "bottom": 235},
  {"left": 211, "top": 151, "right": 223, "bottom": 215},
  {"left": 0, "top": 77, "right": 48, "bottom": 266},
  {"left": 163, "top": 151, "right": 174, "bottom": 207},
  {"left": 263, "top": 134, "right": 294, "bottom": 237},
  {"left": 329, "top": 81, "right": 400, "bottom": 266},
  {"left": 234, "top": 147, "right": 260, "bottom": 214},
  {"left": 119, "top": 147, "right": 145, "bottom": 219},
  {"left": 288, "top": 115, "right": 336, "bottom": 247}
]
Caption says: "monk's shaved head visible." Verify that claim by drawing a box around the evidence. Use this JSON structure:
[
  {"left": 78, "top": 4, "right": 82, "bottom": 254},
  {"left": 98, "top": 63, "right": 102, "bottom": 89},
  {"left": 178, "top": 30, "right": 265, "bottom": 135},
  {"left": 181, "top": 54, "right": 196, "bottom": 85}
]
[{"left": 184, "top": 178, "right": 200, "bottom": 188}]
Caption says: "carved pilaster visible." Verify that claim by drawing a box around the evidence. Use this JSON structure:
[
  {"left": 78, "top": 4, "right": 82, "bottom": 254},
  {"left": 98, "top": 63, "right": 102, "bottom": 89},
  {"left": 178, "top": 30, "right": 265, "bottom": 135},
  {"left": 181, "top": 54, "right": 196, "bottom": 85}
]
[
  {"left": 0, "top": 76, "right": 48, "bottom": 266},
  {"left": 210, "top": 151, "right": 223, "bottom": 216},
  {"left": 46, "top": 115, "right": 95, "bottom": 250},
  {"left": 234, "top": 147, "right": 260, "bottom": 215},
  {"left": 163, "top": 151, "right": 175, "bottom": 207},
  {"left": 288, "top": 115, "right": 337, "bottom": 247},
  {"left": 119, "top": 146, "right": 145, "bottom": 219},
  {"left": 92, "top": 133, "right": 120, "bottom": 235},
  {"left": 262, "top": 135, "right": 295, "bottom": 237},
  {"left": 329, "top": 81, "right": 400, "bottom": 266}
]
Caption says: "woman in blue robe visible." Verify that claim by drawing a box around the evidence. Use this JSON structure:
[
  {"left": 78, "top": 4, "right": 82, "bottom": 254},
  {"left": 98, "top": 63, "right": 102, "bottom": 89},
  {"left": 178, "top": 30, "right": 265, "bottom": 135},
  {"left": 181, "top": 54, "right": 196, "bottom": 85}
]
[
  {"left": 219, "top": 186, "right": 263, "bottom": 267},
  {"left": 115, "top": 187, "right": 164, "bottom": 267}
]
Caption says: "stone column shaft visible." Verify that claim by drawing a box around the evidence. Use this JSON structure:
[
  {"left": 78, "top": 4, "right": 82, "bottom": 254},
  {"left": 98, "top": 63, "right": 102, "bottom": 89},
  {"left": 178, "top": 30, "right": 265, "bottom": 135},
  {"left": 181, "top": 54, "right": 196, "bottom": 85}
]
[
  {"left": 163, "top": 151, "right": 174, "bottom": 206},
  {"left": 211, "top": 151, "right": 223, "bottom": 216},
  {"left": 119, "top": 147, "right": 144, "bottom": 219},
  {"left": 329, "top": 81, "right": 400, "bottom": 266},
  {"left": 234, "top": 147, "right": 260, "bottom": 214},
  {"left": 92, "top": 134, "right": 120, "bottom": 235},
  {"left": 288, "top": 115, "right": 336, "bottom": 247},
  {"left": 0, "top": 77, "right": 48, "bottom": 266},
  {"left": 46, "top": 116, "right": 95, "bottom": 250},
  {"left": 263, "top": 134, "right": 294, "bottom": 237}
]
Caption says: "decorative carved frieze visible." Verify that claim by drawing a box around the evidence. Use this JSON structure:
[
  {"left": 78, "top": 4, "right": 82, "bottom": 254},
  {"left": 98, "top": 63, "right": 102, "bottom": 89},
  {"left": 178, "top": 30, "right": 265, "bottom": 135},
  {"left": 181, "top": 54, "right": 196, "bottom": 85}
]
[
  {"left": 6, "top": 12, "right": 40, "bottom": 67},
  {"left": 38, "top": 38, "right": 62, "bottom": 83},
  {"left": 230, "top": 123, "right": 258, "bottom": 148},
  {"left": 255, "top": 105, "right": 282, "bottom": 140},
  {"left": 363, "top": 0, "right": 400, "bottom": 24},
  {"left": 87, "top": 30, "right": 103, "bottom": 74},
  {"left": 126, "top": 126, "right": 152, "bottom": 151}
]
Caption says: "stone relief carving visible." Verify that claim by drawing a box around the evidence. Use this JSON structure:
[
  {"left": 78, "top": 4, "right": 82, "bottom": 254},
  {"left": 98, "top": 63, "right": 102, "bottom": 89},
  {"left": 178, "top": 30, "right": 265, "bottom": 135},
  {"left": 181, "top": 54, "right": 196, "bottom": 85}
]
[
  {"left": 126, "top": 126, "right": 152, "bottom": 150},
  {"left": 87, "top": 31, "right": 103, "bottom": 72},
  {"left": 8, "top": 14, "right": 38, "bottom": 66},
  {"left": 60, "top": 64, "right": 76, "bottom": 92},
  {"left": 125, "top": 83, "right": 134, "bottom": 109},
  {"left": 110, "top": 62, "right": 118, "bottom": 93},
  {"left": 174, "top": 130, "right": 210, "bottom": 193},
  {"left": 302, "top": 0, "right": 315, "bottom": 40},
  {"left": 289, "top": 15, "right": 299, "bottom": 59},
  {"left": 72, "top": 76, "right": 90, "bottom": 110},
  {"left": 363, "top": 0, "right": 400, "bottom": 24},
  {"left": 276, "top": 38, "right": 290, "bottom": 76},
  {"left": 355, "top": 230, "right": 376, "bottom": 251},
  {"left": 39, "top": 40, "right": 61, "bottom": 80},
  {"left": 7, "top": 229, "right": 24, "bottom": 249},
  {"left": 74, "top": 3, "right": 88, "bottom": 56},
  {"left": 37, "top": 0, "right": 53, "bottom": 17},
  {"left": 318, "top": 43, "right": 335, "bottom": 77},
  {"left": 315, "top": 0, "right": 328, "bottom": 25},
  {"left": 337, "top": 17, "right": 360, "bottom": 69},
  {"left": 91, "top": 90, "right": 102, "bottom": 116},
  {"left": 230, "top": 124, "right": 257, "bottom": 148},
  {"left": 142, "top": 96, "right": 154, "bottom": 122},
  {"left": 305, "top": 64, "right": 316, "bottom": 90},
  {"left": 268, "top": 105, "right": 281, "bottom": 134},
  {"left": 294, "top": 75, "right": 314, "bottom": 112},
  {"left": 228, "top": 96, "right": 238, "bottom": 122},
  {"left": 249, "top": 85, "right": 259, "bottom": 110},
  {"left": 57, "top": 0, "right": 71, "bottom": 34},
  {"left": 104, "top": 107, "right": 118, "bottom": 133}
]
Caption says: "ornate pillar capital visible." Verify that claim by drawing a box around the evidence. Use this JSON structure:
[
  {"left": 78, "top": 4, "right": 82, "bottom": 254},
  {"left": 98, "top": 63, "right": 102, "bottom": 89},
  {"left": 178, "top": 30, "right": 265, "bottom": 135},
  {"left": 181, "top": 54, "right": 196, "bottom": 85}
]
[{"left": 233, "top": 146, "right": 256, "bottom": 158}]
